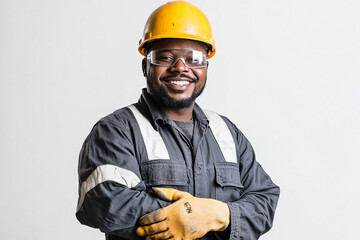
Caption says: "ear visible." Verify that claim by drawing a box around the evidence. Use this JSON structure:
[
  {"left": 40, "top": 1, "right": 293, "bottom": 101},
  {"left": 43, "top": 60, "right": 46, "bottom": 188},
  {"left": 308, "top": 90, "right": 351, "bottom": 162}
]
[{"left": 142, "top": 58, "right": 147, "bottom": 77}]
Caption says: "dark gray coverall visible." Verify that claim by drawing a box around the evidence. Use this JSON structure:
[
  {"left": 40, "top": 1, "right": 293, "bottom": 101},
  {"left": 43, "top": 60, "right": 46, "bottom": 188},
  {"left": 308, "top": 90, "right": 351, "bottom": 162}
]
[{"left": 76, "top": 89, "right": 280, "bottom": 240}]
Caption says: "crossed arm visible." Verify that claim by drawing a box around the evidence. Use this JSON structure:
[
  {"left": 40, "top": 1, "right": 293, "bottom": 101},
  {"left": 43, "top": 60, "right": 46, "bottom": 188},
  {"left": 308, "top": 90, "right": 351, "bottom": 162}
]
[{"left": 76, "top": 120, "right": 279, "bottom": 239}]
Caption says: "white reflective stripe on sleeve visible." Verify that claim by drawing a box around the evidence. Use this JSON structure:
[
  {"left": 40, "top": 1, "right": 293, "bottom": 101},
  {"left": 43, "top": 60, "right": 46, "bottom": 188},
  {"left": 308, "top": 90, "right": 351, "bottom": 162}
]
[
  {"left": 128, "top": 105, "right": 170, "bottom": 160},
  {"left": 76, "top": 164, "right": 141, "bottom": 212},
  {"left": 204, "top": 110, "right": 237, "bottom": 163}
]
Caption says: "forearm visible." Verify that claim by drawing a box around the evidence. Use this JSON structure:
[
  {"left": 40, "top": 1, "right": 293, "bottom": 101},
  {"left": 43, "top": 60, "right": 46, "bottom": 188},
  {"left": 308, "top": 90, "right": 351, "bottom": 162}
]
[
  {"left": 225, "top": 183, "right": 280, "bottom": 240},
  {"left": 76, "top": 182, "right": 170, "bottom": 239}
]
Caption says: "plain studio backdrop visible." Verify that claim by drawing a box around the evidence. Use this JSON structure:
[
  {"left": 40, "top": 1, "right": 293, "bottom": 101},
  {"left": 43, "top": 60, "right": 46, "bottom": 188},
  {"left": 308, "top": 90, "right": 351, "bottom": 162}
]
[{"left": 1, "top": 0, "right": 359, "bottom": 239}]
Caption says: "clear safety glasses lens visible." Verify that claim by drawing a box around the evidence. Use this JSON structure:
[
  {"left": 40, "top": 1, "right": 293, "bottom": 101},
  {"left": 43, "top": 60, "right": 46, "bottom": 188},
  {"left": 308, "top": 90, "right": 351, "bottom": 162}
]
[{"left": 147, "top": 49, "right": 207, "bottom": 68}]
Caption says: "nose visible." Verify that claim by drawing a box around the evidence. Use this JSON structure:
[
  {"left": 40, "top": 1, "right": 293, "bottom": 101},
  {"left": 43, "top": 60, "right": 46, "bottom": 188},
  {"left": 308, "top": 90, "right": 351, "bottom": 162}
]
[{"left": 170, "top": 58, "right": 189, "bottom": 73}]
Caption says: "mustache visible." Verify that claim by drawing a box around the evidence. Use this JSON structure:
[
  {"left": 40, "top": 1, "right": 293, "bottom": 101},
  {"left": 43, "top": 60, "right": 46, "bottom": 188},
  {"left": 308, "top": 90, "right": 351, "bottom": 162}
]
[{"left": 160, "top": 74, "right": 198, "bottom": 83}]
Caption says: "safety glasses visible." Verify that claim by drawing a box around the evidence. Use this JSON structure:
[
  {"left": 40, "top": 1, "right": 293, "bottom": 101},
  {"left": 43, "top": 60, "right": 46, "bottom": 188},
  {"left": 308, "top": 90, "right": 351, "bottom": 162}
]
[{"left": 147, "top": 49, "right": 207, "bottom": 69}]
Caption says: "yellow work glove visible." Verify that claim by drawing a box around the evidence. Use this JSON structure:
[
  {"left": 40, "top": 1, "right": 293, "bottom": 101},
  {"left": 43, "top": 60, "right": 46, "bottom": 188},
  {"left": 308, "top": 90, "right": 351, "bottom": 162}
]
[{"left": 136, "top": 187, "right": 230, "bottom": 240}]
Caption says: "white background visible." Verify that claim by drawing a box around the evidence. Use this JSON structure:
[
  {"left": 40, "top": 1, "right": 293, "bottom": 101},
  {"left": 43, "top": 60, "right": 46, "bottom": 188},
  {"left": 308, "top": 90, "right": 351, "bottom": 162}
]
[{"left": 1, "top": 0, "right": 359, "bottom": 239}]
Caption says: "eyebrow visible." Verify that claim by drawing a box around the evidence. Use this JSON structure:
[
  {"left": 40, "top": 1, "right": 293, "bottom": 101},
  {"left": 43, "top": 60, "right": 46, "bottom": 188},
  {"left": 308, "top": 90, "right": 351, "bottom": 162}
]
[{"left": 155, "top": 49, "right": 173, "bottom": 53}]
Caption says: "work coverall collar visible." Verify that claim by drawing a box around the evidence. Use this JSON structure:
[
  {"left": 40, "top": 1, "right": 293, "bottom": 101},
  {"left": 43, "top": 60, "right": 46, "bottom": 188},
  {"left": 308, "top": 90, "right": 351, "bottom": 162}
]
[{"left": 139, "top": 88, "right": 209, "bottom": 131}]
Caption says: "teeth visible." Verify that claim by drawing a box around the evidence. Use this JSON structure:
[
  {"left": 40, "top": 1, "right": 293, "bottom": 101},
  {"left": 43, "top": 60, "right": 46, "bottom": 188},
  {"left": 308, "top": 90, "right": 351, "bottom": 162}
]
[{"left": 169, "top": 81, "right": 190, "bottom": 86}]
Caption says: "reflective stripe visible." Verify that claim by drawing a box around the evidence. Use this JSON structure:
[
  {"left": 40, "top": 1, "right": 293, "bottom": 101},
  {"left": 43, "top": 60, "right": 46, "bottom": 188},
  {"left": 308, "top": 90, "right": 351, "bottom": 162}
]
[
  {"left": 128, "top": 105, "right": 236, "bottom": 163},
  {"left": 128, "top": 105, "right": 170, "bottom": 160},
  {"left": 76, "top": 164, "right": 141, "bottom": 212},
  {"left": 204, "top": 110, "right": 237, "bottom": 163}
]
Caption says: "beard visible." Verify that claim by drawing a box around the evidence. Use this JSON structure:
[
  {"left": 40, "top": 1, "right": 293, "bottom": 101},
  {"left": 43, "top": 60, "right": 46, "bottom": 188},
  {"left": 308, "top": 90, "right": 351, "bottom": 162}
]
[{"left": 147, "top": 76, "right": 206, "bottom": 110}]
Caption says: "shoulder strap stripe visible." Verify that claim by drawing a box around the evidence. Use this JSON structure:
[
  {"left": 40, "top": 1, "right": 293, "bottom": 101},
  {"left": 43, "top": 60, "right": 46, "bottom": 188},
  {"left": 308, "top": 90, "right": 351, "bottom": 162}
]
[
  {"left": 128, "top": 105, "right": 170, "bottom": 160},
  {"left": 204, "top": 110, "right": 237, "bottom": 163},
  {"left": 76, "top": 164, "right": 141, "bottom": 212}
]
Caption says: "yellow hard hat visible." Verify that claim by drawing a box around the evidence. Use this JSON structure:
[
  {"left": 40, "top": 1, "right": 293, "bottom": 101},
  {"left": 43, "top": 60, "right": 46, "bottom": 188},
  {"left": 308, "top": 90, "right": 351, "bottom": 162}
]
[{"left": 138, "top": 1, "right": 216, "bottom": 59}]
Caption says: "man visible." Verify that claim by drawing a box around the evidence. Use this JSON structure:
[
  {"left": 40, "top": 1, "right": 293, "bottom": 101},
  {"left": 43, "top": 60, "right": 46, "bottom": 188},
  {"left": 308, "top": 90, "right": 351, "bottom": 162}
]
[{"left": 76, "top": 1, "right": 280, "bottom": 240}]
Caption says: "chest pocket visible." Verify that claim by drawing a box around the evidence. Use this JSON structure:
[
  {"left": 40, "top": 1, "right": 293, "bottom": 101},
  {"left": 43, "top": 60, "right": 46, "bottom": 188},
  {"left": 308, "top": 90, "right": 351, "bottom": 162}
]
[
  {"left": 140, "top": 160, "right": 189, "bottom": 191},
  {"left": 214, "top": 162, "right": 244, "bottom": 201}
]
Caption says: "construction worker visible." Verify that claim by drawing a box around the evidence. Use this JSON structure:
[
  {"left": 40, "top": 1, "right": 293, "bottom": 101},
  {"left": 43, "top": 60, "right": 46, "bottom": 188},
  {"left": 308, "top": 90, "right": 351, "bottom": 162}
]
[{"left": 76, "top": 1, "right": 280, "bottom": 240}]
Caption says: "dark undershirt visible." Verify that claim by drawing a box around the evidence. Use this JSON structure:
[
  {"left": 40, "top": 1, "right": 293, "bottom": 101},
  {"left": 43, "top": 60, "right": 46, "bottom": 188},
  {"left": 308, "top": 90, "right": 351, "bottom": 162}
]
[{"left": 173, "top": 119, "right": 194, "bottom": 142}]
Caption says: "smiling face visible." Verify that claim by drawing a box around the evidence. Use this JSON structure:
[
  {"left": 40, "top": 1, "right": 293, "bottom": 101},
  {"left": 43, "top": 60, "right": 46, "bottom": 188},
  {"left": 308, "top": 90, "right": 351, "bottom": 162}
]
[{"left": 143, "top": 39, "right": 208, "bottom": 110}]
